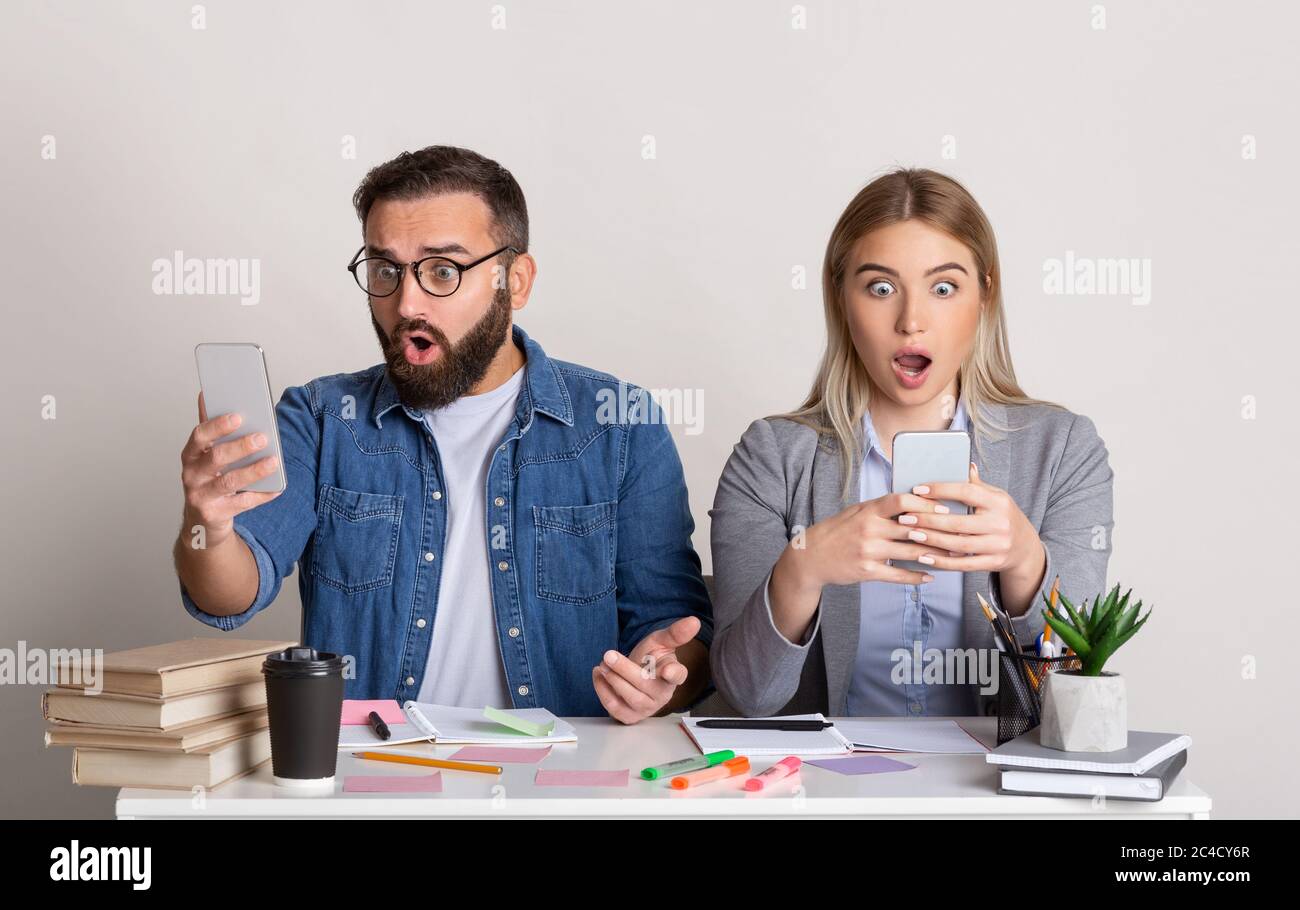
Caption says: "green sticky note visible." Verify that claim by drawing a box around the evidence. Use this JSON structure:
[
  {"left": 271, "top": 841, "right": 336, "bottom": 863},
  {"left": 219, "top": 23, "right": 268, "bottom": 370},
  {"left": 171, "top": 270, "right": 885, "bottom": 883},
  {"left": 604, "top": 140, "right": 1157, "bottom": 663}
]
[{"left": 484, "top": 705, "right": 555, "bottom": 737}]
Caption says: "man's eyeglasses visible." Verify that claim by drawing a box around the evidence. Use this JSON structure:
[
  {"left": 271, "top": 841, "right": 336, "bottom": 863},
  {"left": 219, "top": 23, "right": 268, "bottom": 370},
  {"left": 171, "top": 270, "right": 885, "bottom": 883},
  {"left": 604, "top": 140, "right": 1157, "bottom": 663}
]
[{"left": 347, "top": 245, "right": 519, "bottom": 298}]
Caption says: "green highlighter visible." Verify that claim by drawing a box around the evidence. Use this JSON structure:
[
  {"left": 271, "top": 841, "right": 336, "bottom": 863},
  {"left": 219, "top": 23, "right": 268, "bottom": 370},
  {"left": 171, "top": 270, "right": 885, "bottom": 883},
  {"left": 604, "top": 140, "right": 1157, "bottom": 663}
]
[
  {"left": 641, "top": 750, "right": 736, "bottom": 781},
  {"left": 484, "top": 705, "right": 556, "bottom": 737}
]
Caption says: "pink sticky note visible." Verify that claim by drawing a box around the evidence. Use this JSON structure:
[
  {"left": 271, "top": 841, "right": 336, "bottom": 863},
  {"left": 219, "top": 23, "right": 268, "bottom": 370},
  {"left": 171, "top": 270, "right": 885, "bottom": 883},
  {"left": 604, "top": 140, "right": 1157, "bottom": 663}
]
[
  {"left": 450, "top": 745, "right": 553, "bottom": 764},
  {"left": 535, "top": 769, "right": 629, "bottom": 788},
  {"left": 343, "top": 772, "right": 443, "bottom": 793},
  {"left": 341, "top": 699, "right": 406, "bottom": 726}
]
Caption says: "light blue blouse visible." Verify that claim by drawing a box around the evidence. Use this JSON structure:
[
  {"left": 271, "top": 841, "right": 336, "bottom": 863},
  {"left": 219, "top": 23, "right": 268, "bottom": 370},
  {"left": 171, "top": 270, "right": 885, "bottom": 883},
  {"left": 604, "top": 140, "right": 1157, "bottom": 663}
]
[{"left": 845, "top": 397, "right": 978, "bottom": 717}]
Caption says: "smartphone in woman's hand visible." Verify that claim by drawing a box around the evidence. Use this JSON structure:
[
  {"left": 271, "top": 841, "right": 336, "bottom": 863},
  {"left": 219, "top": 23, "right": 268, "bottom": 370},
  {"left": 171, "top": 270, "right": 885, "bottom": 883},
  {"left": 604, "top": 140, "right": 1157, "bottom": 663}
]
[{"left": 889, "top": 430, "right": 971, "bottom": 573}]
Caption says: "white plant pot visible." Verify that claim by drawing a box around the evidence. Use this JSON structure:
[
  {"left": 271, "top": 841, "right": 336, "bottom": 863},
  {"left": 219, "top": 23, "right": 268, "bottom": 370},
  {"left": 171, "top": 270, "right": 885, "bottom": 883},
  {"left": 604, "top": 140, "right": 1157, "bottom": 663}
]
[{"left": 1039, "top": 670, "right": 1127, "bottom": 752}]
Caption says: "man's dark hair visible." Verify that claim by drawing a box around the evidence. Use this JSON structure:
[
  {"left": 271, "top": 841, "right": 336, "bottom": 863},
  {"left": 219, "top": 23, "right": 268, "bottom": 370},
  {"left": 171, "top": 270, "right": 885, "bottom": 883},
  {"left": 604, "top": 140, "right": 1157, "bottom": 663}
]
[{"left": 352, "top": 145, "right": 529, "bottom": 252}]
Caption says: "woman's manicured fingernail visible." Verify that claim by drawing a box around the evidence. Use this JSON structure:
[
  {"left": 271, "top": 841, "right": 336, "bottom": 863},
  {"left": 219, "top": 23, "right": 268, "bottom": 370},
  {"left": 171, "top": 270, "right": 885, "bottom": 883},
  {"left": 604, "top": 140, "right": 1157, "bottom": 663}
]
[
  {"left": 604, "top": 651, "right": 619, "bottom": 666},
  {"left": 908, "top": 530, "right": 927, "bottom": 542},
  {"left": 922, "top": 575, "right": 935, "bottom": 583},
  {"left": 899, "top": 514, "right": 918, "bottom": 525},
  {"left": 919, "top": 554, "right": 936, "bottom": 565},
  {"left": 934, "top": 504, "right": 950, "bottom": 514},
  {"left": 913, "top": 485, "right": 930, "bottom": 495}
]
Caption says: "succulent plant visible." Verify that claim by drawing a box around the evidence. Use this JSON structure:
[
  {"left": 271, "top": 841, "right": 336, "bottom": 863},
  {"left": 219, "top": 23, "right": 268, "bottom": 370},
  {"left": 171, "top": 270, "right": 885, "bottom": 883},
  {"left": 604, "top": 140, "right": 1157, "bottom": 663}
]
[{"left": 1040, "top": 583, "right": 1151, "bottom": 676}]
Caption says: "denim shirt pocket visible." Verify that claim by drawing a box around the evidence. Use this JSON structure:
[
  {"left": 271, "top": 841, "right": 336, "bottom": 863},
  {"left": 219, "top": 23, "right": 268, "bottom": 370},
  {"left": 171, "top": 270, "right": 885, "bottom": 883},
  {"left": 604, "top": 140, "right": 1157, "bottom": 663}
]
[
  {"left": 533, "top": 500, "right": 617, "bottom": 604},
  {"left": 311, "top": 484, "right": 403, "bottom": 594}
]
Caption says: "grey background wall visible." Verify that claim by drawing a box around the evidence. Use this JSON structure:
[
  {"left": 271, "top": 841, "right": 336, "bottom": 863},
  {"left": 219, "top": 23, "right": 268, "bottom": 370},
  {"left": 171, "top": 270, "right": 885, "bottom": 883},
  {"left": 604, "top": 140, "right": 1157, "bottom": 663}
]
[{"left": 2, "top": 0, "right": 1295, "bottom": 817}]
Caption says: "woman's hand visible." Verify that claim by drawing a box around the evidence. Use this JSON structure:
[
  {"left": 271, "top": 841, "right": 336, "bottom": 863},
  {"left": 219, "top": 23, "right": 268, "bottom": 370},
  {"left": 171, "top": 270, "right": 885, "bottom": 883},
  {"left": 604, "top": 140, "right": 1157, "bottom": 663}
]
[
  {"left": 900, "top": 462, "right": 1047, "bottom": 612},
  {"left": 768, "top": 491, "right": 954, "bottom": 642}
]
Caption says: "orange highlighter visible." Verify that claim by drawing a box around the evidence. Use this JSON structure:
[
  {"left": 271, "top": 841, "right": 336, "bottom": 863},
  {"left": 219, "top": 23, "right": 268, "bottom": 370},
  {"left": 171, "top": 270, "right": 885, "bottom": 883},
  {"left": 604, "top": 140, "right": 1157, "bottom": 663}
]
[{"left": 670, "top": 756, "right": 750, "bottom": 789}]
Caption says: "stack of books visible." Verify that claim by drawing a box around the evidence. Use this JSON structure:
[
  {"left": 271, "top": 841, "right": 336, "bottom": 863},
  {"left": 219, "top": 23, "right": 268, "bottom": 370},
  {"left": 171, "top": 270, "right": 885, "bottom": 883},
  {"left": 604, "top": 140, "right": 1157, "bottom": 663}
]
[
  {"left": 43, "top": 638, "right": 295, "bottom": 789},
  {"left": 987, "top": 729, "right": 1191, "bottom": 801}
]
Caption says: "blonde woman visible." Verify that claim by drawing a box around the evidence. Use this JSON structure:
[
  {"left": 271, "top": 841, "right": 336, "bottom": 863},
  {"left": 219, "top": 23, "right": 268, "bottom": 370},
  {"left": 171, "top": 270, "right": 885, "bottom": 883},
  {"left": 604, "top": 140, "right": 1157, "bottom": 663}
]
[{"left": 708, "top": 168, "right": 1113, "bottom": 718}]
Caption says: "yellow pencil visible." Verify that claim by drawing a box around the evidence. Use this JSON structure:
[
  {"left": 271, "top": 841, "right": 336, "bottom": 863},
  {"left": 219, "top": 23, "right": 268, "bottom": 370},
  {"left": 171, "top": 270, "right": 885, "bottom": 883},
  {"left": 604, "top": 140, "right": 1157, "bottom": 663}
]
[{"left": 352, "top": 751, "right": 502, "bottom": 775}]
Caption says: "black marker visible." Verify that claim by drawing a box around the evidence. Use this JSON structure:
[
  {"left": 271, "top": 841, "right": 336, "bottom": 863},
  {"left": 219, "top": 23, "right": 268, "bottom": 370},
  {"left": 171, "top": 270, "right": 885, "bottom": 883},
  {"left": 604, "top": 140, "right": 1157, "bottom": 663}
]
[{"left": 368, "top": 710, "right": 391, "bottom": 740}]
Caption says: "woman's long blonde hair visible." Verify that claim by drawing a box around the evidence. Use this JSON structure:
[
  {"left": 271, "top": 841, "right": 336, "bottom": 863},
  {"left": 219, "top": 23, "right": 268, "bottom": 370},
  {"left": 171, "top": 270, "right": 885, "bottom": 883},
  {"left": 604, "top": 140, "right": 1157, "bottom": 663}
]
[{"left": 783, "top": 167, "right": 1063, "bottom": 495}]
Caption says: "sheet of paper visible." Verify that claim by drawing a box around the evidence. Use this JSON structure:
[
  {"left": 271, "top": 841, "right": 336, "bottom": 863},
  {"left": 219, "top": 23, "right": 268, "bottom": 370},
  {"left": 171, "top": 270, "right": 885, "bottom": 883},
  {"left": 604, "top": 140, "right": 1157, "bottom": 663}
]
[
  {"left": 835, "top": 720, "right": 988, "bottom": 754},
  {"left": 343, "top": 772, "right": 443, "bottom": 793},
  {"left": 805, "top": 755, "right": 917, "bottom": 775},
  {"left": 340, "top": 699, "right": 406, "bottom": 726},
  {"left": 534, "top": 769, "right": 629, "bottom": 788},
  {"left": 450, "top": 745, "right": 552, "bottom": 764}
]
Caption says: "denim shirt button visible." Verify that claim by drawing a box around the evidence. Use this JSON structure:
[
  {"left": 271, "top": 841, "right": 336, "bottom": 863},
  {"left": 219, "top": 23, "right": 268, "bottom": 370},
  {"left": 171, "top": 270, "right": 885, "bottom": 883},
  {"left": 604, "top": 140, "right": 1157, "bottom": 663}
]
[
  {"left": 431, "top": 490, "right": 442, "bottom": 500},
  {"left": 517, "top": 685, "right": 529, "bottom": 696},
  {"left": 494, "top": 496, "right": 506, "bottom": 507},
  {"left": 416, "top": 618, "right": 426, "bottom": 629},
  {"left": 508, "top": 627, "right": 520, "bottom": 637},
  {"left": 405, "top": 676, "right": 415, "bottom": 686},
  {"left": 424, "top": 552, "right": 435, "bottom": 562},
  {"left": 497, "top": 561, "right": 509, "bottom": 571}
]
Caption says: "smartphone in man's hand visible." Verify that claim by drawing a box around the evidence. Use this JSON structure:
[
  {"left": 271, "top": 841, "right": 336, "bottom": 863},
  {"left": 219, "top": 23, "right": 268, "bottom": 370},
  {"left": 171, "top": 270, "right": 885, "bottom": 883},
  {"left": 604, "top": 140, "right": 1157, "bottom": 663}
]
[{"left": 194, "top": 343, "right": 286, "bottom": 493}]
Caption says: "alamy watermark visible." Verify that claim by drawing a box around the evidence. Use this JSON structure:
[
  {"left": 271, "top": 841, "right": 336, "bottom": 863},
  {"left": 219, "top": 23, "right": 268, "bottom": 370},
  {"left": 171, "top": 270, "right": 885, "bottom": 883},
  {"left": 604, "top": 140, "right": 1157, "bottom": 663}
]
[
  {"left": 595, "top": 382, "right": 704, "bottom": 436},
  {"left": 151, "top": 250, "right": 261, "bottom": 306},
  {"left": 1, "top": 642, "right": 103, "bottom": 693}
]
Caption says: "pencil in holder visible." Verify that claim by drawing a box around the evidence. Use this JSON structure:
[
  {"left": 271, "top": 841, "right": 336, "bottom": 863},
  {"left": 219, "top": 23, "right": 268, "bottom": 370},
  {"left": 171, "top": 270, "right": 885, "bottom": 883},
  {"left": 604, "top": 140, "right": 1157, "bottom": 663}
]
[{"left": 995, "top": 651, "right": 1082, "bottom": 745}]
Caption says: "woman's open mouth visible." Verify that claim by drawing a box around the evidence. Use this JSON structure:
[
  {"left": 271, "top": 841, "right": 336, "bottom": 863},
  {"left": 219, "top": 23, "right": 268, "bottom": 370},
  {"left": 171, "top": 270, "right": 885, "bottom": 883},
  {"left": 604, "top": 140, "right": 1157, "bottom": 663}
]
[
  {"left": 892, "top": 353, "right": 932, "bottom": 389},
  {"left": 402, "top": 331, "right": 442, "bottom": 366}
]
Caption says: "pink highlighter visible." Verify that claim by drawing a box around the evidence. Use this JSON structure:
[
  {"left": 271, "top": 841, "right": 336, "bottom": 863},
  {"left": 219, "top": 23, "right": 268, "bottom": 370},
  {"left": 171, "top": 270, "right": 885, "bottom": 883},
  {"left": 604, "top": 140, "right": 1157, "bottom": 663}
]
[{"left": 744, "top": 756, "right": 802, "bottom": 791}]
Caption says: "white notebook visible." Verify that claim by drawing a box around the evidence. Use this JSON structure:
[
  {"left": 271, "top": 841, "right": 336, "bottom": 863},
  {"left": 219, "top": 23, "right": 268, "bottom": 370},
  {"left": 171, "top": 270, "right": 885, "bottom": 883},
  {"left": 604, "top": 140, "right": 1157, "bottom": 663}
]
[
  {"left": 338, "top": 702, "right": 577, "bottom": 750},
  {"left": 987, "top": 729, "right": 1190, "bottom": 775},
  {"left": 836, "top": 719, "right": 989, "bottom": 754},
  {"left": 682, "top": 714, "right": 854, "bottom": 756}
]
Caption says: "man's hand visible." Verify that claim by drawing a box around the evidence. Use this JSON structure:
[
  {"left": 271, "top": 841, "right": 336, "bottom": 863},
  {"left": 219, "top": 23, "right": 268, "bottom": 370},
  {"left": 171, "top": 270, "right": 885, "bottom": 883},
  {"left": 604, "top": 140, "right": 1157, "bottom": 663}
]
[{"left": 592, "top": 616, "right": 702, "bottom": 724}]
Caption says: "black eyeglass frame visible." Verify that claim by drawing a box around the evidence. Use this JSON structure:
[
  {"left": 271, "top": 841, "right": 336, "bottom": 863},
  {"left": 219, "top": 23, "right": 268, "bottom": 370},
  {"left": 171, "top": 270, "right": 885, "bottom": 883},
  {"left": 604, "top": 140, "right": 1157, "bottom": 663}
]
[{"left": 347, "top": 244, "right": 520, "bottom": 298}]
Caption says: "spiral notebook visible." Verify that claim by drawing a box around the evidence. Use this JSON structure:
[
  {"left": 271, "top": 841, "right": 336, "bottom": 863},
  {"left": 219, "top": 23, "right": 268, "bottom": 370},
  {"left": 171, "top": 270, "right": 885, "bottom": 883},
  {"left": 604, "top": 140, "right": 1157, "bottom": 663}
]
[
  {"left": 681, "top": 714, "right": 854, "bottom": 756},
  {"left": 338, "top": 702, "right": 577, "bottom": 750}
]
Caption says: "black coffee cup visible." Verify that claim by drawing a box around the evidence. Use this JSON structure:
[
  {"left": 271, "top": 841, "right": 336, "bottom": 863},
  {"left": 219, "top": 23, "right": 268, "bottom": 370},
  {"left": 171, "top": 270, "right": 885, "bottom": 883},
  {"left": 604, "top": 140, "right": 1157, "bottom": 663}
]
[{"left": 262, "top": 647, "right": 345, "bottom": 787}]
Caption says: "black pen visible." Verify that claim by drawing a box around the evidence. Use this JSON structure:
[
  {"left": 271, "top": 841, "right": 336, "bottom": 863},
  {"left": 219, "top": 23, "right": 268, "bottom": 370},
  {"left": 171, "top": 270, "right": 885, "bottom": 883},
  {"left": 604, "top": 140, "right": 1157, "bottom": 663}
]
[
  {"left": 696, "top": 720, "right": 833, "bottom": 731},
  {"left": 367, "top": 710, "right": 391, "bottom": 741}
]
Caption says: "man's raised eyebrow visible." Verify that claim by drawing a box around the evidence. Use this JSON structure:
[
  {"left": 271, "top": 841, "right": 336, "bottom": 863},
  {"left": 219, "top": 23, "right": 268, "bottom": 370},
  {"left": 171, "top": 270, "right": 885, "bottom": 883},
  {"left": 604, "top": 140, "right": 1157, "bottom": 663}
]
[
  {"left": 365, "top": 243, "right": 472, "bottom": 258},
  {"left": 422, "top": 243, "right": 471, "bottom": 257}
]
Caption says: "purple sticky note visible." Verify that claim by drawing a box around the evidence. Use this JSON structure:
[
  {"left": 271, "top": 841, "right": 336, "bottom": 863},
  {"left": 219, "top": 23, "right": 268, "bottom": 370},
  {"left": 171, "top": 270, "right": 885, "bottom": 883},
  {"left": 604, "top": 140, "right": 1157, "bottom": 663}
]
[
  {"left": 805, "top": 755, "right": 917, "bottom": 776},
  {"left": 534, "top": 769, "right": 629, "bottom": 788},
  {"left": 344, "top": 772, "right": 443, "bottom": 793},
  {"left": 450, "top": 745, "right": 553, "bottom": 764},
  {"left": 340, "top": 699, "right": 406, "bottom": 726}
]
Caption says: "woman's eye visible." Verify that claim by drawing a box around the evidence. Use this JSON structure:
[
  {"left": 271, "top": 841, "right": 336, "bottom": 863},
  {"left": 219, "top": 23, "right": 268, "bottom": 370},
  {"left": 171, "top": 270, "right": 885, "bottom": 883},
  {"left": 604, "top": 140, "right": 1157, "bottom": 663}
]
[
  {"left": 867, "top": 280, "right": 895, "bottom": 298},
  {"left": 933, "top": 280, "right": 958, "bottom": 297}
]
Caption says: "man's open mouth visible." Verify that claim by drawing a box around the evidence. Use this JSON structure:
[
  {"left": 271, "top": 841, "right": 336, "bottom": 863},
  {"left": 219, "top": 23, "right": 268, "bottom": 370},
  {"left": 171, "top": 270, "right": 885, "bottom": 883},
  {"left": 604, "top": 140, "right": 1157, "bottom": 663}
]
[{"left": 400, "top": 329, "right": 441, "bottom": 365}]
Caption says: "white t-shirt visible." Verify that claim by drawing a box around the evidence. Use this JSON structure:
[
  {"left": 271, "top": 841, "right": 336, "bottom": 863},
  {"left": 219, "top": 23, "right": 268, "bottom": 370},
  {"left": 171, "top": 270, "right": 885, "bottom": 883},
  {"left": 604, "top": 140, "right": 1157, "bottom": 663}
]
[{"left": 415, "top": 367, "right": 524, "bottom": 708}]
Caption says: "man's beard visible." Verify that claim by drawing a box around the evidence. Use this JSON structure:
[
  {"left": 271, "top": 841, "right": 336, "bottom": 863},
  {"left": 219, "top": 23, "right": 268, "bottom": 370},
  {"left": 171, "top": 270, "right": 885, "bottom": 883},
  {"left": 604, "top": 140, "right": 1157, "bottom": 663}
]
[{"left": 372, "top": 288, "right": 513, "bottom": 411}]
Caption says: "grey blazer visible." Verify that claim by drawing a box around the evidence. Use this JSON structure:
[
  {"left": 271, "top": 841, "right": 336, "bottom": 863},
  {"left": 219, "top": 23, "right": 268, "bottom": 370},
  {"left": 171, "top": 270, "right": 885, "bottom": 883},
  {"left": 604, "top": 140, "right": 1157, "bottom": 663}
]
[{"left": 700, "top": 401, "right": 1114, "bottom": 719}]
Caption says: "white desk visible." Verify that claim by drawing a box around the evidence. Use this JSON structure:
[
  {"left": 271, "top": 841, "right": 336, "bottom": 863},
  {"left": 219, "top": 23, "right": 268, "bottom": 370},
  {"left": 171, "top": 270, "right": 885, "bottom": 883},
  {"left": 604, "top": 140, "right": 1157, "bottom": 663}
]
[{"left": 116, "top": 715, "right": 1212, "bottom": 819}]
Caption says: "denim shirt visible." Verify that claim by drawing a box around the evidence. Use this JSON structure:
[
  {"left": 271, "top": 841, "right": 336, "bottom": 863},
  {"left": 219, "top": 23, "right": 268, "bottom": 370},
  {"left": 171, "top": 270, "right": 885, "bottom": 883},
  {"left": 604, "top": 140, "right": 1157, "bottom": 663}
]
[{"left": 180, "top": 325, "right": 713, "bottom": 715}]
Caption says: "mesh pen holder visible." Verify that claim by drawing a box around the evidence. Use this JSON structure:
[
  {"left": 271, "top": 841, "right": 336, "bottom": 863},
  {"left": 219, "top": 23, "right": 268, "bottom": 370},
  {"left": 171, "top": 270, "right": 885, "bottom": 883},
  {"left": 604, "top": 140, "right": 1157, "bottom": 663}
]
[{"left": 995, "top": 651, "right": 1083, "bottom": 745}]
